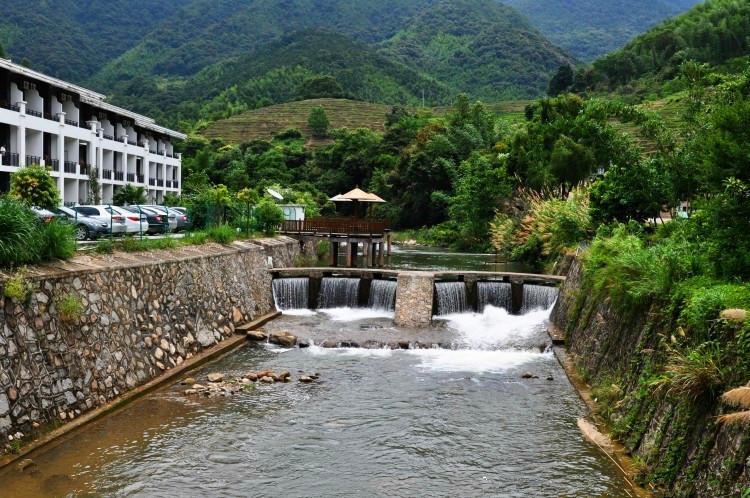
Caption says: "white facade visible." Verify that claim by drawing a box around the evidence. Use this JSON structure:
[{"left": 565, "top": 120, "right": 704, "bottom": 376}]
[{"left": 0, "top": 59, "right": 185, "bottom": 205}]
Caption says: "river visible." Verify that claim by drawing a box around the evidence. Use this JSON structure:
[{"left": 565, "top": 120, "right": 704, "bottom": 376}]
[{"left": 0, "top": 247, "right": 633, "bottom": 497}]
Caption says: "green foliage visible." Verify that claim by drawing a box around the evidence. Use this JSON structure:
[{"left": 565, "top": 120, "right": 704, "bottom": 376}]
[
  {"left": 3, "top": 269, "right": 30, "bottom": 301},
  {"left": 162, "top": 193, "right": 181, "bottom": 206},
  {"left": 298, "top": 75, "right": 347, "bottom": 100},
  {"left": 112, "top": 184, "right": 147, "bottom": 205},
  {"left": 57, "top": 293, "right": 83, "bottom": 322},
  {"left": 659, "top": 341, "right": 728, "bottom": 401},
  {"left": 0, "top": 196, "right": 41, "bottom": 268},
  {"left": 10, "top": 165, "right": 60, "bottom": 209},
  {"left": 254, "top": 199, "right": 285, "bottom": 236},
  {"left": 548, "top": 65, "right": 574, "bottom": 96},
  {"left": 205, "top": 225, "right": 237, "bottom": 244},
  {"left": 95, "top": 239, "right": 115, "bottom": 254},
  {"left": 307, "top": 107, "right": 330, "bottom": 137},
  {"left": 38, "top": 219, "right": 76, "bottom": 261},
  {"left": 675, "top": 279, "right": 750, "bottom": 337}
]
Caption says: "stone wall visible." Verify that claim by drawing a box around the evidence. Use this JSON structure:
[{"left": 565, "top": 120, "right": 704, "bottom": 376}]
[
  {"left": 0, "top": 237, "right": 307, "bottom": 449},
  {"left": 552, "top": 257, "right": 750, "bottom": 496},
  {"left": 394, "top": 272, "right": 434, "bottom": 327}
]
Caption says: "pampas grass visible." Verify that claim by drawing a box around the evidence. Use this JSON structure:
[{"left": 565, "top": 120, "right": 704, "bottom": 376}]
[
  {"left": 721, "top": 386, "right": 750, "bottom": 409},
  {"left": 717, "top": 410, "right": 750, "bottom": 426}
]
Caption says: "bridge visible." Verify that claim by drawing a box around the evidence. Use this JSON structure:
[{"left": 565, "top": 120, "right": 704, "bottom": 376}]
[{"left": 271, "top": 267, "right": 564, "bottom": 326}]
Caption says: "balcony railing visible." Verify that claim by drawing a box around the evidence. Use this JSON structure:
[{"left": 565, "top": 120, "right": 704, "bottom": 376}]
[
  {"left": 156, "top": 178, "right": 164, "bottom": 187},
  {"left": 137, "top": 174, "right": 144, "bottom": 183},
  {"left": 166, "top": 152, "right": 173, "bottom": 158},
  {"left": 79, "top": 121, "right": 89, "bottom": 130},
  {"left": 1, "top": 152, "right": 20, "bottom": 167},
  {"left": 103, "top": 134, "right": 114, "bottom": 141},
  {"left": 79, "top": 163, "right": 90, "bottom": 175},
  {"left": 103, "top": 169, "right": 112, "bottom": 180},
  {"left": 128, "top": 140, "right": 137, "bottom": 146},
  {"left": 127, "top": 173, "right": 135, "bottom": 182},
  {"left": 149, "top": 148, "right": 158, "bottom": 154},
  {"left": 49, "top": 159, "right": 59, "bottom": 172},
  {"left": 114, "top": 171, "right": 124, "bottom": 181},
  {"left": 173, "top": 180, "right": 179, "bottom": 189},
  {"left": 25, "top": 108, "right": 42, "bottom": 118},
  {"left": 64, "top": 161, "right": 77, "bottom": 173},
  {"left": 165, "top": 180, "right": 172, "bottom": 188},
  {"left": 0, "top": 100, "right": 20, "bottom": 112},
  {"left": 148, "top": 178, "right": 156, "bottom": 186},
  {"left": 26, "top": 155, "right": 41, "bottom": 165},
  {"left": 65, "top": 118, "right": 78, "bottom": 127},
  {"left": 280, "top": 217, "right": 392, "bottom": 237},
  {"left": 44, "top": 112, "right": 56, "bottom": 122}
]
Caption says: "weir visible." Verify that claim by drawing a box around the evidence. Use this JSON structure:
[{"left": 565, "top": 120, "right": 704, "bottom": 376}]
[
  {"left": 272, "top": 277, "right": 310, "bottom": 310},
  {"left": 271, "top": 268, "right": 564, "bottom": 326}
]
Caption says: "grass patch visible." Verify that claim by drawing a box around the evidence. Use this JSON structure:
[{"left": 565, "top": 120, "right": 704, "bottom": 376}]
[
  {"left": 57, "top": 293, "right": 83, "bottom": 322},
  {"left": 3, "top": 268, "right": 30, "bottom": 301}
]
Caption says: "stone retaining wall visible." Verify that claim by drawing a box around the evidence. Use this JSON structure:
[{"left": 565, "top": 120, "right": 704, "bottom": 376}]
[{"left": 0, "top": 237, "right": 308, "bottom": 449}]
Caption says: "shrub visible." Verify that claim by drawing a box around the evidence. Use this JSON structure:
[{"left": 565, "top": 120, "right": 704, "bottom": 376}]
[
  {"left": 659, "top": 341, "right": 727, "bottom": 401},
  {"left": 38, "top": 218, "right": 76, "bottom": 260},
  {"left": 3, "top": 269, "right": 30, "bottom": 300},
  {"left": 308, "top": 106, "right": 330, "bottom": 137},
  {"left": 206, "top": 224, "right": 236, "bottom": 244},
  {"left": 10, "top": 165, "right": 60, "bottom": 209},
  {"left": 112, "top": 184, "right": 147, "bottom": 205},
  {"left": 95, "top": 239, "right": 114, "bottom": 254},
  {"left": 0, "top": 196, "right": 41, "bottom": 267},
  {"left": 254, "top": 200, "right": 284, "bottom": 235},
  {"left": 675, "top": 279, "right": 750, "bottom": 337},
  {"left": 152, "top": 235, "right": 179, "bottom": 249},
  {"left": 57, "top": 293, "right": 83, "bottom": 322},
  {"left": 184, "top": 231, "right": 209, "bottom": 246}
]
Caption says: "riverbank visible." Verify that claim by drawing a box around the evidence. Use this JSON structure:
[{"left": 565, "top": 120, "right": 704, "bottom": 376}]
[
  {"left": 0, "top": 237, "right": 311, "bottom": 454},
  {"left": 551, "top": 256, "right": 750, "bottom": 496}
]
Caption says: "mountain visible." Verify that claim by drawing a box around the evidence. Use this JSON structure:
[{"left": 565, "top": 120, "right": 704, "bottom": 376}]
[
  {"left": 382, "top": 0, "right": 574, "bottom": 101},
  {"left": 0, "top": 0, "right": 190, "bottom": 81},
  {"left": 504, "top": 0, "right": 704, "bottom": 62},
  {"left": 589, "top": 0, "right": 750, "bottom": 95}
]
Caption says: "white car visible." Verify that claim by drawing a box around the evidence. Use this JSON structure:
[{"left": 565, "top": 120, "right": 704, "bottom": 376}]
[
  {"left": 74, "top": 205, "right": 128, "bottom": 235},
  {"left": 111, "top": 206, "right": 148, "bottom": 235}
]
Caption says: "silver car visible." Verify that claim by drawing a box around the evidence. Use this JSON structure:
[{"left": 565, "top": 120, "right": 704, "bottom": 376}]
[{"left": 74, "top": 205, "right": 128, "bottom": 234}]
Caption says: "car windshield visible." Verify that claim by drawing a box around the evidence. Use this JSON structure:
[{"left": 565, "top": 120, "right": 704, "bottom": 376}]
[{"left": 56, "top": 206, "right": 75, "bottom": 217}]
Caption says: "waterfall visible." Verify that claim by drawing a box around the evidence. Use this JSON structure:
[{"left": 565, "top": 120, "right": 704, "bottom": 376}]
[
  {"left": 522, "top": 284, "right": 558, "bottom": 313},
  {"left": 272, "top": 277, "right": 309, "bottom": 310},
  {"left": 318, "top": 278, "right": 360, "bottom": 308},
  {"left": 435, "top": 282, "right": 468, "bottom": 315},
  {"left": 477, "top": 282, "right": 512, "bottom": 312},
  {"left": 368, "top": 280, "right": 397, "bottom": 310}
]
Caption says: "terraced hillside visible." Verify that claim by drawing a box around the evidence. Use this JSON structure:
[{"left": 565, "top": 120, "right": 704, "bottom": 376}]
[
  {"left": 202, "top": 98, "right": 530, "bottom": 145},
  {"left": 610, "top": 95, "right": 687, "bottom": 154}
]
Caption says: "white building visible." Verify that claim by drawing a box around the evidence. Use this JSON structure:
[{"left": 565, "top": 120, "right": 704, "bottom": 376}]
[{"left": 0, "top": 58, "right": 185, "bottom": 205}]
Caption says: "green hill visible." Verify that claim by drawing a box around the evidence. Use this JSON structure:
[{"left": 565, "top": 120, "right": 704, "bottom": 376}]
[
  {"left": 589, "top": 0, "right": 750, "bottom": 95},
  {"left": 504, "top": 0, "right": 703, "bottom": 62},
  {"left": 201, "top": 98, "right": 530, "bottom": 146}
]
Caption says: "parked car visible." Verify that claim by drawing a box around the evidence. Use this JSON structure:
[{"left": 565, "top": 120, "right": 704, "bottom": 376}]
[
  {"left": 54, "top": 206, "right": 109, "bottom": 241},
  {"left": 168, "top": 207, "right": 192, "bottom": 232},
  {"left": 74, "top": 205, "right": 127, "bottom": 235},
  {"left": 30, "top": 207, "right": 60, "bottom": 223},
  {"left": 138, "top": 205, "right": 178, "bottom": 232},
  {"left": 121, "top": 206, "right": 168, "bottom": 234},
  {"left": 111, "top": 206, "right": 147, "bottom": 235}
]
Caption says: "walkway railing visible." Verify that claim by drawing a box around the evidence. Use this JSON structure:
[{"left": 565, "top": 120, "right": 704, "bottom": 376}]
[{"left": 280, "top": 217, "right": 391, "bottom": 237}]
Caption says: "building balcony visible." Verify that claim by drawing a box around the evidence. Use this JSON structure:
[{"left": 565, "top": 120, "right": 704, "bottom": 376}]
[
  {"left": 127, "top": 172, "right": 135, "bottom": 182},
  {"left": 25, "top": 108, "right": 42, "bottom": 118},
  {"left": 103, "top": 133, "right": 114, "bottom": 141},
  {"left": 173, "top": 180, "right": 179, "bottom": 189},
  {"left": 78, "top": 121, "right": 89, "bottom": 130},
  {"left": 137, "top": 174, "right": 144, "bottom": 183},
  {"left": 166, "top": 152, "right": 173, "bottom": 158},
  {"left": 79, "top": 163, "right": 90, "bottom": 175},
  {"left": 49, "top": 159, "right": 59, "bottom": 172},
  {"left": 1, "top": 152, "right": 20, "bottom": 167},
  {"left": 157, "top": 178, "right": 164, "bottom": 187},
  {"left": 43, "top": 112, "right": 57, "bottom": 122},
  {"left": 114, "top": 170, "right": 124, "bottom": 181},
  {"left": 148, "top": 177, "right": 156, "bottom": 186},
  {"left": 165, "top": 180, "right": 172, "bottom": 188},
  {"left": 64, "top": 161, "right": 77, "bottom": 174},
  {"left": 103, "top": 169, "right": 112, "bottom": 180},
  {"left": 149, "top": 148, "right": 158, "bottom": 154},
  {"left": 26, "top": 155, "right": 41, "bottom": 165},
  {"left": 0, "top": 100, "right": 20, "bottom": 112},
  {"left": 128, "top": 139, "right": 137, "bottom": 146},
  {"left": 65, "top": 118, "right": 79, "bottom": 127}
]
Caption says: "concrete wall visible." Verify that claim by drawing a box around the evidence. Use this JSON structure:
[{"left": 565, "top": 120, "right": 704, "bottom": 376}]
[{"left": 0, "top": 237, "right": 308, "bottom": 449}]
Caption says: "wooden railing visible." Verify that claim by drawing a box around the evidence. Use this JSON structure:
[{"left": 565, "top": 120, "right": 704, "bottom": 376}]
[{"left": 281, "top": 217, "right": 391, "bottom": 237}]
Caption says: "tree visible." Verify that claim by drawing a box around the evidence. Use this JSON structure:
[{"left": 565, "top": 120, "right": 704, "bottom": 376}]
[
  {"left": 297, "top": 75, "right": 345, "bottom": 100},
  {"left": 208, "top": 184, "right": 232, "bottom": 226},
  {"left": 0, "top": 42, "right": 7, "bottom": 59},
  {"left": 547, "top": 65, "right": 574, "bottom": 96},
  {"left": 10, "top": 165, "right": 59, "bottom": 209},
  {"left": 88, "top": 167, "right": 101, "bottom": 205},
  {"left": 308, "top": 107, "right": 330, "bottom": 137},
  {"left": 254, "top": 199, "right": 285, "bottom": 235},
  {"left": 549, "top": 135, "right": 594, "bottom": 195},
  {"left": 237, "top": 188, "right": 260, "bottom": 236},
  {"left": 163, "top": 193, "right": 181, "bottom": 206},
  {"left": 113, "top": 184, "right": 147, "bottom": 205}
]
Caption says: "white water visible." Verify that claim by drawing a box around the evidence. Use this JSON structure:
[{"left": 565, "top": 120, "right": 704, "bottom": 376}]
[
  {"left": 318, "top": 278, "right": 360, "bottom": 308},
  {"left": 319, "top": 307, "right": 395, "bottom": 321},
  {"left": 272, "top": 277, "right": 309, "bottom": 310},
  {"left": 408, "top": 348, "right": 553, "bottom": 373},
  {"left": 439, "top": 305, "right": 551, "bottom": 350}
]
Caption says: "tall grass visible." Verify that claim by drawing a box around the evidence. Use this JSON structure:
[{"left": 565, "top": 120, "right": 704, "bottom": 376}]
[
  {"left": 38, "top": 218, "right": 76, "bottom": 261},
  {"left": 0, "top": 197, "right": 41, "bottom": 267},
  {"left": 658, "top": 341, "right": 727, "bottom": 401}
]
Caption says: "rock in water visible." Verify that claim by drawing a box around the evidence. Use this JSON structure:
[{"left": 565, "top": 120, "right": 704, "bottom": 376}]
[
  {"left": 521, "top": 372, "right": 534, "bottom": 379},
  {"left": 299, "top": 376, "right": 313, "bottom": 383},
  {"left": 181, "top": 377, "right": 196, "bottom": 385},
  {"left": 246, "top": 373, "right": 258, "bottom": 381},
  {"left": 207, "top": 373, "right": 225, "bottom": 383},
  {"left": 246, "top": 330, "right": 267, "bottom": 342},
  {"left": 260, "top": 376, "right": 275, "bottom": 383},
  {"left": 577, "top": 418, "right": 614, "bottom": 454},
  {"left": 269, "top": 330, "right": 297, "bottom": 347}
]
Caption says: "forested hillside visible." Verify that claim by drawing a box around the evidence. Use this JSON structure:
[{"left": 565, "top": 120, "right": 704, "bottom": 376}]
[
  {"left": 504, "top": 0, "right": 703, "bottom": 62},
  {"left": 0, "top": 0, "right": 190, "bottom": 81},
  {"left": 382, "top": 1, "right": 574, "bottom": 101},
  {"left": 588, "top": 0, "right": 750, "bottom": 97}
]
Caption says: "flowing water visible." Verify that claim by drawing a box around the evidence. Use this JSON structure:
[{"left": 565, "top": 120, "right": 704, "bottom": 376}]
[
  {"left": 318, "top": 277, "right": 360, "bottom": 309},
  {"left": 522, "top": 284, "right": 558, "bottom": 313},
  {"left": 272, "top": 277, "right": 309, "bottom": 310},
  {"left": 368, "top": 279, "right": 397, "bottom": 311},
  {"left": 435, "top": 281, "right": 468, "bottom": 315},
  {"left": 477, "top": 281, "right": 512, "bottom": 312},
  {"left": 0, "top": 248, "right": 634, "bottom": 497}
]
